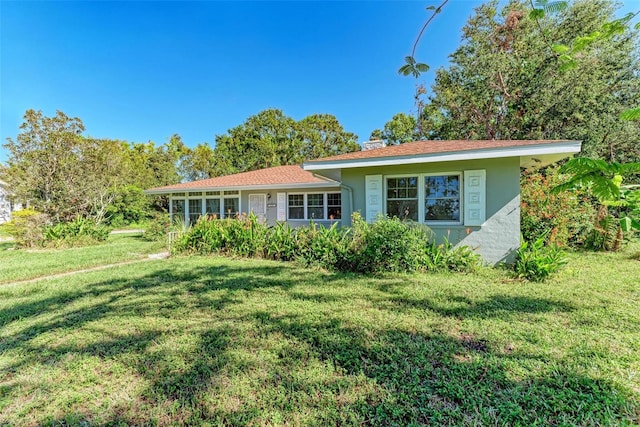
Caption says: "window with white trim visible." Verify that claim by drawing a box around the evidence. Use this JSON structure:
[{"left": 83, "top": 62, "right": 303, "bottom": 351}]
[
  {"left": 223, "top": 197, "right": 239, "bottom": 218},
  {"left": 287, "top": 192, "right": 341, "bottom": 220},
  {"left": 327, "top": 193, "right": 341, "bottom": 219},
  {"left": 288, "top": 194, "right": 305, "bottom": 219},
  {"left": 386, "top": 176, "right": 418, "bottom": 221},
  {"left": 205, "top": 198, "right": 220, "bottom": 218},
  {"left": 307, "top": 194, "right": 324, "bottom": 220},
  {"left": 424, "top": 175, "right": 460, "bottom": 222},
  {"left": 385, "top": 173, "right": 462, "bottom": 224}
]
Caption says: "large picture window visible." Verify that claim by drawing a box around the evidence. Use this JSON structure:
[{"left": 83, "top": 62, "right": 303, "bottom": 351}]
[
  {"left": 386, "top": 177, "right": 418, "bottom": 221},
  {"left": 385, "top": 173, "right": 462, "bottom": 224},
  {"left": 424, "top": 175, "right": 460, "bottom": 222}
]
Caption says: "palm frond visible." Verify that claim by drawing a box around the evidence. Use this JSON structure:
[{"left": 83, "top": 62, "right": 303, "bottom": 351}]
[{"left": 620, "top": 107, "right": 640, "bottom": 121}]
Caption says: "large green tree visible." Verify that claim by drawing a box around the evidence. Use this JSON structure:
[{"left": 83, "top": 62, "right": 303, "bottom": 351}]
[
  {"left": 3, "top": 110, "right": 187, "bottom": 223},
  {"left": 419, "top": 0, "right": 640, "bottom": 162},
  {"left": 370, "top": 113, "right": 422, "bottom": 145},
  {"left": 212, "top": 109, "right": 359, "bottom": 176},
  {"left": 4, "top": 110, "right": 87, "bottom": 222}
]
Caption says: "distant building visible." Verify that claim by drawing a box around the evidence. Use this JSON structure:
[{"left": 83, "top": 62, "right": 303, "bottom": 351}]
[{"left": 0, "top": 180, "right": 14, "bottom": 224}]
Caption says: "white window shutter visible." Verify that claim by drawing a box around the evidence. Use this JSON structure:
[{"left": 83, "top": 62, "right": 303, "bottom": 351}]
[
  {"left": 365, "top": 174, "right": 383, "bottom": 223},
  {"left": 276, "top": 192, "right": 287, "bottom": 221},
  {"left": 464, "top": 170, "right": 486, "bottom": 226}
]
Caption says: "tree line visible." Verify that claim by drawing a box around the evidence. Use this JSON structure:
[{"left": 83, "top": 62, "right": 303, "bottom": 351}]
[{"left": 1, "top": 109, "right": 360, "bottom": 225}]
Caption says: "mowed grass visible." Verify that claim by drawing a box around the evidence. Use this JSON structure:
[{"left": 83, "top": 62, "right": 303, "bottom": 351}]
[
  {"left": 0, "top": 244, "right": 639, "bottom": 426},
  {"left": 0, "top": 234, "right": 165, "bottom": 283}
]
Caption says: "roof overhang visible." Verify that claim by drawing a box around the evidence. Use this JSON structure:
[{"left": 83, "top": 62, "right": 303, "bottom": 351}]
[
  {"left": 145, "top": 181, "right": 341, "bottom": 195},
  {"left": 302, "top": 141, "right": 582, "bottom": 171}
]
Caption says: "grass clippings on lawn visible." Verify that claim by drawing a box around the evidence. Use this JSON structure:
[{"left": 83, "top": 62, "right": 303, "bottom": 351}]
[{"left": 0, "top": 244, "right": 639, "bottom": 426}]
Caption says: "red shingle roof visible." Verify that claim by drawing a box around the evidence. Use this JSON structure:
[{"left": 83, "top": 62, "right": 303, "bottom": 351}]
[
  {"left": 147, "top": 164, "right": 337, "bottom": 193},
  {"left": 305, "top": 139, "right": 576, "bottom": 163}
]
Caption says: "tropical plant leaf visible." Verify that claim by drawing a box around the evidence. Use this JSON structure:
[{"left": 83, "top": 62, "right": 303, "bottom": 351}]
[
  {"left": 552, "top": 44, "right": 569, "bottom": 54},
  {"left": 426, "top": 5, "right": 436, "bottom": 10},
  {"left": 398, "top": 64, "right": 414, "bottom": 77},
  {"left": 529, "top": 9, "right": 545, "bottom": 20},
  {"left": 415, "top": 63, "right": 430, "bottom": 72},
  {"left": 558, "top": 157, "right": 608, "bottom": 174},
  {"left": 620, "top": 107, "right": 640, "bottom": 121},
  {"left": 543, "top": 1, "right": 568, "bottom": 13}
]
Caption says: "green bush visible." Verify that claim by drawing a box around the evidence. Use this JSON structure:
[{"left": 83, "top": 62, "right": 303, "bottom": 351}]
[
  {"left": 105, "top": 185, "right": 153, "bottom": 227},
  {"left": 2, "top": 208, "right": 50, "bottom": 248},
  {"left": 173, "top": 213, "right": 481, "bottom": 275},
  {"left": 43, "top": 217, "right": 109, "bottom": 247},
  {"left": 425, "top": 239, "right": 481, "bottom": 273},
  {"left": 514, "top": 235, "right": 567, "bottom": 282},
  {"left": 264, "top": 222, "right": 297, "bottom": 261},
  {"left": 295, "top": 222, "right": 347, "bottom": 268},
  {"left": 143, "top": 213, "right": 173, "bottom": 242},
  {"left": 521, "top": 168, "right": 596, "bottom": 247},
  {"left": 340, "top": 214, "right": 431, "bottom": 274}
]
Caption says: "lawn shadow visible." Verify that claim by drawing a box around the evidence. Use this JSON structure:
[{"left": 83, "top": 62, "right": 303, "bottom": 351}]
[
  {"left": 380, "top": 293, "right": 576, "bottom": 319},
  {"left": 238, "top": 310, "right": 636, "bottom": 425},
  {"left": 2, "top": 259, "right": 637, "bottom": 426}
]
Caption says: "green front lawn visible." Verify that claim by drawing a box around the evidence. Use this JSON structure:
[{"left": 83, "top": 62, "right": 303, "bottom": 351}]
[
  {"left": 0, "top": 234, "right": 165, "bottom": 283},
  {"left": 0, "top": 245, "right": 639, "bottom": 426}
]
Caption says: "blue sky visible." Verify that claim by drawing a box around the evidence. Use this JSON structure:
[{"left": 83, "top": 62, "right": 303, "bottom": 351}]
[{"left": 0, "top": 1, "right": 637, "bottom": 164}]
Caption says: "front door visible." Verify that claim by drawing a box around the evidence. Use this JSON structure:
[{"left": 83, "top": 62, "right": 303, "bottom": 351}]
[{"left": 248, "top": 194, "right": 267, "bottom": 221}]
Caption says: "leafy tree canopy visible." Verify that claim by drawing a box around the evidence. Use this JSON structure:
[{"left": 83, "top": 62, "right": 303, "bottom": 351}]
[
  {"left": 212, "top": 109, "right": 359, "bottom": 176},
  {"left": 3, "top": 110, "right": 186, "bottom": 223},
  {"left": 413, "top": 0, "right": 640, "bottom": 162}
]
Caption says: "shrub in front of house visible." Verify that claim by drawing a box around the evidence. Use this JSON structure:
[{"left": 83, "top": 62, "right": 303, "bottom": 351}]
[
  {"left": 143, "top": 213, "right": 173, "bottom": 242},
  {"left": 339, "top": 214, "right": 431, "bottom": 274},
  {"left": 513, "top": 235, "right": 567, "bottom": 282},
  {"left": 173, "top": 213, "right": 481, "bottom": 274},
  {"left": 43, "top": 216, "right": 110, "bottom": 247},
  {"left": 2, "top": 208, "right": 50, "bottom": 248},
  {"left": 4, "top": 211, "right": 109, "bottom": 248},
  {"left": 520, "top": 168, "right": 596, "bottom": 247},
  {"left": 294, "top": 221, "right": 348, "bottom": 269}
]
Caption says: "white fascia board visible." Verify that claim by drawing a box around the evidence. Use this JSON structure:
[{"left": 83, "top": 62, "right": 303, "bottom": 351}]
[
  {"left": 144, "top": 181, "right": 341, "bottom": 195},
  {"left": 303, "top": 141, "right": 582, "bottom": 171}
]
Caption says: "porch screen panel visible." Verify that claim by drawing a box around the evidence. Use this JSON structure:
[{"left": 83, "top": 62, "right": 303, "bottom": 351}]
[
  {"left": 223, "top": 198, "right": 239, "bottom": 219},
  {"left": 205, "top": 198, "right": 221, "bottom": 218},
  {"left": 188, "top": 199, "right": 202, "bottom": 224}
]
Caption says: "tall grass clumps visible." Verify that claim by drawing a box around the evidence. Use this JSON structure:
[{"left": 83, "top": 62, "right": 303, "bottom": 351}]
[
  {"left": 173, "top": 213, "right": 480, "bottom": 274},
  {"left": 3, "top": 210, "right": 109, "bottom": 248},
  {"left": 514, "top": 235, "right": 568, "bottom": 282}
]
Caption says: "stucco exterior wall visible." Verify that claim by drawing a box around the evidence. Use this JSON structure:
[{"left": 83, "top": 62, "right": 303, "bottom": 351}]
[{"left": 339, "top": 157, "right": 521, "bottom": 264}]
